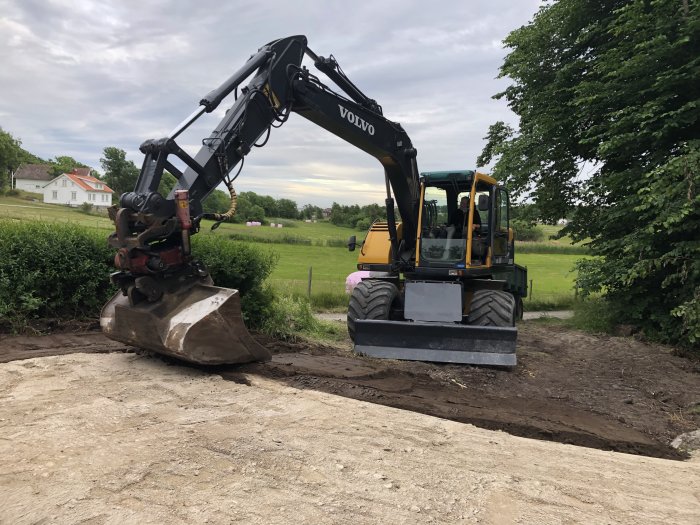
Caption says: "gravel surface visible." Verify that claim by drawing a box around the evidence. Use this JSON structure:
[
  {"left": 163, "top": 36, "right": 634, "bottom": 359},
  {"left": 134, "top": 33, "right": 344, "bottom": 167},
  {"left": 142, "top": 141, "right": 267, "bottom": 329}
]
[{"left": 1, "top": 351, "right": 699, "bottom": 524}]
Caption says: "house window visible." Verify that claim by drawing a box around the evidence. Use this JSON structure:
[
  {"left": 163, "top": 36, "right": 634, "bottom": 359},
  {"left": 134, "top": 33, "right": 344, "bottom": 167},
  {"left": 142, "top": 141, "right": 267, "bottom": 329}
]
[
  {"left": 96, "top": 183, "right": 103, "bottom": 189},
  {"left": 62, "top": 179, "right": 67, "bottom": 187},
  {"left": 71, "top": 191, "right": 76, "bottom": 201},
  {"left": 102, "top": 194, "right": 109, "bottom": 202},
  {"left": 52, "top": 191, "right": 57, "bottom": 199}
]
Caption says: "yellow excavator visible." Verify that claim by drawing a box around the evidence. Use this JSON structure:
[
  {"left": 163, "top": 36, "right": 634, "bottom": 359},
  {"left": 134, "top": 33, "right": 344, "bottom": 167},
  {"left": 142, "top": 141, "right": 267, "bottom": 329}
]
[{"left": 101, "top": 35, "right": 527, "bottom": 367}]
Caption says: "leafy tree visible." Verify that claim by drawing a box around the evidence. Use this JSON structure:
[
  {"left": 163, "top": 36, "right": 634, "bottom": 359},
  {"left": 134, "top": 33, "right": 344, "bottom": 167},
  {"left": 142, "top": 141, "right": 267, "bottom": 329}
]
[
  {"left": 479, "top": 0, "right": 700, "bottom": 347},
  {"left": 276, "top": 198, "right": 298, "bottom": 219},
  {"left": 247, "top": 204, "right": 266, "bottom": 223},
  {"left": 100, "top": 147, "right": 139, "bottom": 197},
  {"left": 202, "top": 189, "right": 232, "bottom": 214},
  {"left": 235, "top": 193, "right": 266, "bottom": 222},
  {"left": 329, "top": 202, "right": 387, "bottom": 229},
  {"left": 49, "top": 156, "right": 89, "bottom": 177},
  {"left": 0, "top": 129, "right": 22, "bottom": 192},
  {"left": 233, "top": 191, "right": 299, "bottom": 220},
  {"left": 299, "top": 204, "right": 324, "bottom": 220},
  {"left": 259, "top": 195, "right": 278, "bottom": 217},
  {"left": 158, "top": 170, "right": 178, "bottom": 196}
]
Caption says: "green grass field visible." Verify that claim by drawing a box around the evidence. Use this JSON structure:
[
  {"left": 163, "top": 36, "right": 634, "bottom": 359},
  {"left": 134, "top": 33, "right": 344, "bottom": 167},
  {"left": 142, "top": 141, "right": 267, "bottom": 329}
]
[
  {"left": 0, "top": 194, "right": 586, "bottom": 309},
  {"left": 245, "top": 241, "right": 582, "bottom": 310},
  {"left": 0, "top": 196, "right": 114, "bottom": 230}
]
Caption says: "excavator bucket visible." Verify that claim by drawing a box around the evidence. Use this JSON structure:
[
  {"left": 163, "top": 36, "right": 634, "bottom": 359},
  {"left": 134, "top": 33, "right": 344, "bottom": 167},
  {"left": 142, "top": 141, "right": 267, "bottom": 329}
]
[
  {"left": 100, "top": 283, "right": 271, "bottom": 365},
  {"left": 352, "top": 319, "right": 517, "bottom": 367}
]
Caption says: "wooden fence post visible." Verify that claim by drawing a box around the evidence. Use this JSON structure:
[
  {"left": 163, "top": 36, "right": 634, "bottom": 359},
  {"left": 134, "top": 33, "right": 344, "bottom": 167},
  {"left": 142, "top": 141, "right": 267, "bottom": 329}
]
[{"left": 307, "top": 266, "right": 313, "bottom": 299}]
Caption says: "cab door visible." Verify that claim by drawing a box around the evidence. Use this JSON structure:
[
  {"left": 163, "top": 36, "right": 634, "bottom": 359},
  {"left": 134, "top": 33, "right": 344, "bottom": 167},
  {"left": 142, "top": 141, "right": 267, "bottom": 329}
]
[{"left": 491, "top": 187, "right": 512, "bottom": 265}]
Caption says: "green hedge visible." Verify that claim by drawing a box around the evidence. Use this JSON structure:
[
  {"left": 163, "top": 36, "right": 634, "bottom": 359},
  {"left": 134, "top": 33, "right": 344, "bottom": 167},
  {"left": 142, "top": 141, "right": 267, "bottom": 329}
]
[
  {"left": 190, "top": 234, "right": 278, "bottom": 328},
  {"left": 0, "top": 221, "right": 116, "bottom": 327},
  {"left": 0, "top": 220, "right": 278, "bottom": 331}
]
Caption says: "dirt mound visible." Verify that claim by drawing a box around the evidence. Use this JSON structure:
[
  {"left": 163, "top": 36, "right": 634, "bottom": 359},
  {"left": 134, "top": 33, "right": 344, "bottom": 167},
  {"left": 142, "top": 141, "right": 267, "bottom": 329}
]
[{"left": 231, "top": 323, "right": 699, "bottom": 460}]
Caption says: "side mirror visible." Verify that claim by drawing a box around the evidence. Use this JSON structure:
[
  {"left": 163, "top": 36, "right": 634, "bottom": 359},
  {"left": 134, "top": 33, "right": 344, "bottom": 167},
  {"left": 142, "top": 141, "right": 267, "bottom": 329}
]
[
  {"left": 347, "top": 235, "right": 357, "bottom": 251},
  {"left": 478, "top": 194, "right": 490, "bottom": 211}
]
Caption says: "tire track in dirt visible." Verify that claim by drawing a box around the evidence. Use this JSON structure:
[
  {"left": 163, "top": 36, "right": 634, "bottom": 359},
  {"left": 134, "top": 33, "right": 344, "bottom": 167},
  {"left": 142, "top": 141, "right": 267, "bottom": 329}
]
[{"left": 1, "top": 323, "right": 698, "bottom": 460}]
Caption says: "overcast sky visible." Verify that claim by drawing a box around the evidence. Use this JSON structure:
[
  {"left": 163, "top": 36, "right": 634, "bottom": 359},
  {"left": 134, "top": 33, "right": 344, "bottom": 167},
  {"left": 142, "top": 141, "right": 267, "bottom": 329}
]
[{"left": 0, "top": 0, "right": 540, "bottom": 206}]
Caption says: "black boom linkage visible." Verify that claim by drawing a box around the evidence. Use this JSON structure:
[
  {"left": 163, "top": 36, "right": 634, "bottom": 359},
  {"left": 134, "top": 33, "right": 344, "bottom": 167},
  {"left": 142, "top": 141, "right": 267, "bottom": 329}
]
[{"left": 121, "top": 35, "right": 420, "bottom": 259}]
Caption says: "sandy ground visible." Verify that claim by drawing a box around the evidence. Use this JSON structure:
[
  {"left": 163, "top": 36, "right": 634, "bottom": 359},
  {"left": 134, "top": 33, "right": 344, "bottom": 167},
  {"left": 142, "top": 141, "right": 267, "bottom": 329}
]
[{"left": 1, "top": 351, "right": 699, "bottom": 524}]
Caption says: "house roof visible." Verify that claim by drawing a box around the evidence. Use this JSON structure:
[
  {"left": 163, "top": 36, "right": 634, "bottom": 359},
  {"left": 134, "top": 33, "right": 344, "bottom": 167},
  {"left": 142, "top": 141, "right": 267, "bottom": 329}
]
[
  {"left": 71, "top": 167, "right": 91, "bottom": 178},
  {"left": 15, "top": 163, "right": 53, "bottom": 181},
  {"left": 44, "top": 172, "right": 114, "bottom": 194},
  {"left": 67, "top": 173, "right": 114, "bottom": 193}
]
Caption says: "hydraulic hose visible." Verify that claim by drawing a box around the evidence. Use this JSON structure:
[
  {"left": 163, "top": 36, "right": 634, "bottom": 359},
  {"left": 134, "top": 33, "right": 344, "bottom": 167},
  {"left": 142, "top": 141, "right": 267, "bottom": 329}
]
[{"left": 198, "top": 183, "right": 238, "bottom": 231}]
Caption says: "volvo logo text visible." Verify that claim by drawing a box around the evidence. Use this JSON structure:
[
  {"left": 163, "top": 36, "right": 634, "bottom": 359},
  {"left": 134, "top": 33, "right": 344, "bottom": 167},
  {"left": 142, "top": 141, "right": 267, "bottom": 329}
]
[{"left": 338, "top": 105, "right": 375, "bottom": 135}]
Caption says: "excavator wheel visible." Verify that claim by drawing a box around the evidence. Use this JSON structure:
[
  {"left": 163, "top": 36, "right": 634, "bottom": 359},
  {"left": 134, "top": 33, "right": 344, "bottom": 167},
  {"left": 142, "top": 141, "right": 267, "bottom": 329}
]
[
  {"left": 468, "top": 290, "right": 516, "bottom": 327},
  {"left": 515, "top": 296, "right": 524, "bottom": 321},
  {"left": 347, "top": 280, "right": 400, "bottom": 342}
]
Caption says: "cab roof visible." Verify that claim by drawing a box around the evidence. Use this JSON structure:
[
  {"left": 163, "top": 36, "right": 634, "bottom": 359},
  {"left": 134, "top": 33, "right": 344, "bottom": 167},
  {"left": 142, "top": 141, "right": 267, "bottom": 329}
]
[
  {"left": 420, "top": 170, "right": 497, "bottom": 192},
  {"left": 420, "top": 170, "right": 475, "bottom": 183}
]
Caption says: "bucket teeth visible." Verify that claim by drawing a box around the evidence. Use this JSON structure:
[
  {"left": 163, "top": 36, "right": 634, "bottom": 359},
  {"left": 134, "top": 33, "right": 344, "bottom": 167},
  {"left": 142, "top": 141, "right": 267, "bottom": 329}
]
[{"left": 101, "top": 283, "right": 270, "bottom": 365}]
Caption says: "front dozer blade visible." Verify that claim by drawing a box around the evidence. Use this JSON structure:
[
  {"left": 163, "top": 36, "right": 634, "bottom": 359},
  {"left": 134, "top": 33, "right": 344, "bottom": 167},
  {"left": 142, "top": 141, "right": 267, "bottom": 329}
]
[
  {"left": 100, "top": 283, "right": 271, "bottom": 365},
  {"left": 353, "top": 319, "right": 517, "bottom": 367}
]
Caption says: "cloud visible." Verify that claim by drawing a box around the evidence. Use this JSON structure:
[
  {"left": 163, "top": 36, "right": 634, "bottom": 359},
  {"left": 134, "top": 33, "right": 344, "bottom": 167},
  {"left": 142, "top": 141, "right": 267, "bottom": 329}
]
[{"left": 0, "top": 0, "right": 539, "bottom": 206}]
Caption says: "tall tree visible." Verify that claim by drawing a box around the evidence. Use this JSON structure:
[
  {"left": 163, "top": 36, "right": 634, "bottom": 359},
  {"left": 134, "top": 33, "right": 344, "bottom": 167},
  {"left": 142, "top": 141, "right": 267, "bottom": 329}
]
[
  {"left": 276, "top": 198, "right": 298, "bottom": 219},
  {"left": 299, "top": 204, "right": 324, "bottom": 220},
  {"left": 479, "top": 0, "right": 700, "bottom": 347},
  {"left": 202, "top": 189, "right": 232, "bottom": 215},
  {"left": 100, "top": 147, "right": 139, "bottom": 197},
  {"left": 0, "top": 129, "right": 22, "bottom": 191},
  {"left": 49, "top": 156, "right": 89, "bottom": 177}
]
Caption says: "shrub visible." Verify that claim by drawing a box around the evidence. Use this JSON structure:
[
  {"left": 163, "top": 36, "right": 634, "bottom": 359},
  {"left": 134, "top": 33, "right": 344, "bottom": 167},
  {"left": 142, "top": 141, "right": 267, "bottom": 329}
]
[
  {"left": 258, "top": 294, "right": 344, "bottom": 341},
  {"left": 23, "top": 191, "right": 43, "bottom": 201},
  {"left": 0, "top": 221, "right": 282, "bottom": 332},
  {"left": 325, "top": 238, "right": 349, "bottom": 248},
  {"left": 516, "top": 243, "right": 588, "bottom": 255},
  {"left": 79, "top": 202, "right": 94, "bottom": 214},
  {"left": 512, "top": 220, "right": 544, "bottom": 242},
  {"left": 191, "top": 234, "right": 278, "bottom": 327},
  {"left": 0, "top": 220, "right": 116, "bottom": 328},
  {"left": 566, "top": 297, "right": 617, "bottom": 334},
  {"left": 354, "top": 217, "right": 371, "bottom": 231}
]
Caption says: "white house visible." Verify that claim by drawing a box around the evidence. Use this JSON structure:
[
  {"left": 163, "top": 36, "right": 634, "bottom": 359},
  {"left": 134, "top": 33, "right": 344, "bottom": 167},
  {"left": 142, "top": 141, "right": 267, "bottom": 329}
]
[
  {"left": 43, "top": 168, "right": 114, "bottom": 207},
  {"left": 12, "top": 164, "right": 53, "bottom": 192}
]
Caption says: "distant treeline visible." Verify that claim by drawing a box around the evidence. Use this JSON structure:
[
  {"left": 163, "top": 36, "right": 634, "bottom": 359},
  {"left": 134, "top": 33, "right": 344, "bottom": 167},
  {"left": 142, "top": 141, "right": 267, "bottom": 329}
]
[{"left": 328, "top": 202, "right": 388, "bottom": 230}]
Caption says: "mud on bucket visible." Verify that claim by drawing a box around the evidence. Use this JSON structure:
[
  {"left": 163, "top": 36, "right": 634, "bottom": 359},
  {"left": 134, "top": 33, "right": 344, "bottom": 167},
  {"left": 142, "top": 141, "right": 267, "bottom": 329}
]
[{"left": 100, "top": 282, "right": 271, "bottom": 365}]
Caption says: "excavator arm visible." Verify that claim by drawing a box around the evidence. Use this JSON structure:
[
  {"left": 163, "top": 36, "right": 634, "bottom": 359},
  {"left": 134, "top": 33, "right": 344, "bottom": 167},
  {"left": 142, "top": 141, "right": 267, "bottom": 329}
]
[
  {"left": 112, "top": 36, "right": 419, "bottom": 286},
  {"left": 102, "top": 35, "right": 420, "bottom": 364}
]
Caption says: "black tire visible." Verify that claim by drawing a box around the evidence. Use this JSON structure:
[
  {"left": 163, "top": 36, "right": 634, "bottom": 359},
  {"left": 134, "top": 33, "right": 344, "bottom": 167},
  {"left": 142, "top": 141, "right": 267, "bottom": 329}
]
[
  {"left": 515, "top": 296, "right": 524, "bottom": 321},
  {"left": 347, "top": 280, "right": 399, "bottom": 342},
  {"left": 468, "top": 290, "right": 516, "bottom": 327}
]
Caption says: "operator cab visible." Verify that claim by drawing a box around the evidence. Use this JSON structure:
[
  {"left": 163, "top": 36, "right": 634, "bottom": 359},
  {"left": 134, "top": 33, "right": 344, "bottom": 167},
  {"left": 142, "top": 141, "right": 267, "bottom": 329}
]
[{"left": 417, "top": 170, "right": 513, "bottom": 269}]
